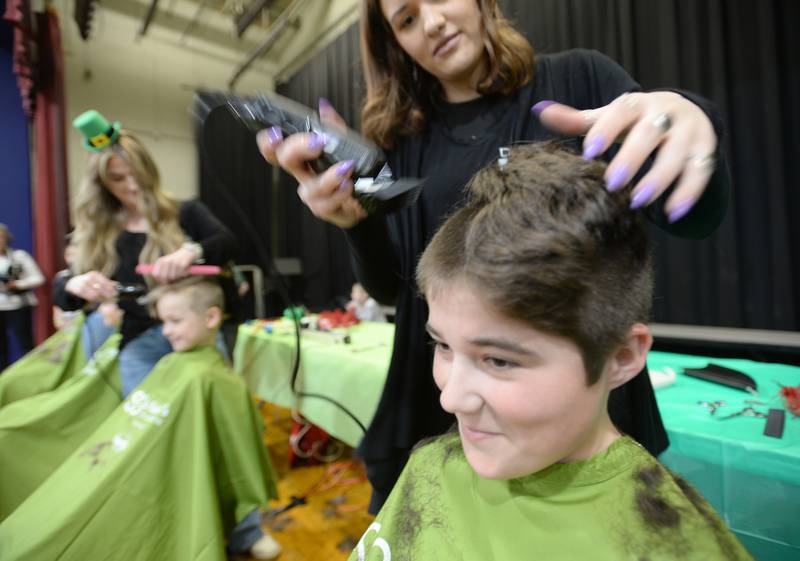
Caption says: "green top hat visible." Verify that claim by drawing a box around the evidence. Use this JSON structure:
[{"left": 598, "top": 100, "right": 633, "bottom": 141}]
[{"left": 73, "top": 109, "right": 122, "bottom": 152}]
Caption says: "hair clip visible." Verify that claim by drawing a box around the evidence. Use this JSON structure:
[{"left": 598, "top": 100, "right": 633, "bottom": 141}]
[{"left": 498, "top": 146, "right": 510, "bottom": 168}]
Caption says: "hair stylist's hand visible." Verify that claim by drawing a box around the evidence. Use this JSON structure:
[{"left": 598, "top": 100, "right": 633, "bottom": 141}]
[
  {"left": 65, "top": 271, "right": 117, "bottom": 302},
  {"left": 150, "top": 247, "right": 197, "bottom": 284},
  {"left": 99, "top": 301, "right": 123, "bottom": 327},
  {"left": 255, "top": 98, "right": 367, "bottom": 229},
  {"left": 533, "top": 92, "right": 718, "bottom": 223}
]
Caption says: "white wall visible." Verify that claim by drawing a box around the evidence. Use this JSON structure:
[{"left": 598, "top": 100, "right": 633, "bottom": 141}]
[
  {"left": 56, "top": 0, "right": 361, "bottom": 212},
  {"left": 55, "top": 0, "right": 279, "bottom": 205}
]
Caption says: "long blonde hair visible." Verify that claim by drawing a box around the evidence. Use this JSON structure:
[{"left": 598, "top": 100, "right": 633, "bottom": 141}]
[{"left": 71, "top": 132, "right": 185, "bottom": 276}]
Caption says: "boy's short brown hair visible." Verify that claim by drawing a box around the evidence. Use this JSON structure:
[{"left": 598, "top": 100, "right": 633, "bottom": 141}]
[
  {"left": 149, "top": 277, "right": 225, "bottom": 317},
  {"left": 416, "top": 142, "right": 652, "bottom": 384}
]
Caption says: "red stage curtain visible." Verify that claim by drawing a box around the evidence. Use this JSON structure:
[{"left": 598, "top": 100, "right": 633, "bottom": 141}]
[
  {"left": 3, "top": 0, "right": 36, "bottom": 116},
  {"left": 31, "top": 7, "right": 70, "bottom": 342}
]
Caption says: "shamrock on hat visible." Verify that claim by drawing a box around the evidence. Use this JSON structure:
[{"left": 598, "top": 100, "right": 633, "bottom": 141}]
[{"left": 73, "top": 109, "right": 122, "bottom": 152}]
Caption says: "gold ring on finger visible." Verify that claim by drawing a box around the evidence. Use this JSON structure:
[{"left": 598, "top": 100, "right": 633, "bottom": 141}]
[
  {"left": 687, "top": 153, "right": 716, "bottom": 172},
  {"left": 653, "top": 113, "right": 672, "bottom": 134}
]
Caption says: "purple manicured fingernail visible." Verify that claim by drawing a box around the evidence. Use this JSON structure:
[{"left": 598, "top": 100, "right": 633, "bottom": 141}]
[
  {"left": 582, "top": 136, "right": 605, "bottom": 160},
  {"left": 255, "top": 129, "right": 270, "bottom": 146},
  {"left": 319, "top": 97, "right": 332, "bottom": 111},
  {"left": 308, "top": 133, "right": 325, "bottom": 149},
  {"left": 266, "top": 126, "right": 283, "bottom": 146},
  {"left": 531, "top": 100, "right": 556, "bottom": 116},
  {"left": 630, "top": 183, "right": 657, "bottom": 210},
  {"left": 337, "top": 160, "right": 355, "bottom": 176},
  {"left": 338, "top": 179, "right": 350, "bottom": 191},
  {"left": 668, "top": 199, "right": 695, "bottom": 223},
  {"left": 606, "top": 165, "right": 629, "bottom": 192}
]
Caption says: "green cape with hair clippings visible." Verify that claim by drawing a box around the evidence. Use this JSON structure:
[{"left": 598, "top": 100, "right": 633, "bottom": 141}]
[
  {"left": 0, "top": 314, "right": 89, "bottom": 406},
  {"left": 0, "top": 334, "right": 121, "bottom": 520},
  {"left": 0, "top": 346, "right": 278, "bottom": 561},
  {"left": 349, "top": 433, "right": 753, "bottom": 561}
]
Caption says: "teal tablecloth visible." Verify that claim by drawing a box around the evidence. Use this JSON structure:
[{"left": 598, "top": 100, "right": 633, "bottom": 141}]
[
  {"left": 233, "top": 320, "right": 393, "bottom": 448},
  {"left": 649, "top": 351, "right": 800, "bottom": 561}
]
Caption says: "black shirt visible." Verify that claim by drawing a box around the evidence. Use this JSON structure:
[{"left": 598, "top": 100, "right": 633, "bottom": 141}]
[{"left": 53, "top": 200, "right": 237, "bottom": 347}]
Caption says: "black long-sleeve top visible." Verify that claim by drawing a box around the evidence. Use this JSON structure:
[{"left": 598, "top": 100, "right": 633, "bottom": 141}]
[
  {"left": 54, "top": 200, "right": 237, "bottom": 348},
  {"left": 346, "top": 50, "right": 730, "bottom": 469}
]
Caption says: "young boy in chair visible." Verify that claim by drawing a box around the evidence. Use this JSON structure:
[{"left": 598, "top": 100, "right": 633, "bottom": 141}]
[
  {"left": 153, "top": 277, "right": 282, "bottom": 560},
  {"left": 350, "top": 143, "right": 752, "bottom": 561}
]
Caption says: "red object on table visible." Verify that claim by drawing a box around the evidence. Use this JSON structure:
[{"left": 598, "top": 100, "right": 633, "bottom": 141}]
[
  {"left": 317, "top": 309, "right": 359, "bottom": 330},
  {"left": 779, "top": 385, "right": 800, "bottom": 416}
]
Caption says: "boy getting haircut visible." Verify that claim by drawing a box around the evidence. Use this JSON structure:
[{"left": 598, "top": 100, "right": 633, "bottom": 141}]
[
  {"left": 350, "top": 143, "right": 752, "bottom": 561},
  {"left": 417, "top": 141, "right": 652, "bottom": 384},
  {"left": 150, "top": 277, "right": 225, "bottom": 353}
]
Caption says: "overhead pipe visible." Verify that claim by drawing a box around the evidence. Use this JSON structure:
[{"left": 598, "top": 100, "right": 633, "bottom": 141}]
[
  {"left": 235, "top": 0, "right": 277, "bottom": 38},
  {"left": 136, "top": 0, "right": 160, "bottom": 38},
  {"left": 228, "top": 0, "right": 308, "bottom": 89}
]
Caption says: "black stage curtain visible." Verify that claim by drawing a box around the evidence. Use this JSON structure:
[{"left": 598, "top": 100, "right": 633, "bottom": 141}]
[
  {"left": 202, "top": 0, "right": 799, "bottom": 329},
  {"left": 195, "top": 91, "right": 305, "bottom": 316},
  {"left": 275, "top": 27, "right": 363, "bottom": 311}
]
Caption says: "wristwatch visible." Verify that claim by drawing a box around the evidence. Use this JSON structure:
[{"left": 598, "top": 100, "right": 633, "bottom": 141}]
[{"left": 181, "top": 241, "right": 205, "bottom": 263}]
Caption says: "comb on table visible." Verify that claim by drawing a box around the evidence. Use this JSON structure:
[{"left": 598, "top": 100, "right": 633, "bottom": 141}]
[{"left": 682, "top": 363, "right": 757, "bottom": 393}]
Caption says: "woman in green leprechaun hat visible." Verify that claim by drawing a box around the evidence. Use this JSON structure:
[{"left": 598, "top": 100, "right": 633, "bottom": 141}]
[{"left": 56, "top": 109, "right": 236, "bottom": 394}]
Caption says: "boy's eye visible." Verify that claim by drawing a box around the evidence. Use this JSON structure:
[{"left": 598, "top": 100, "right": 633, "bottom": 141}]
[{"left": 485, "top": 356, "right": 517, "bottom": 370}]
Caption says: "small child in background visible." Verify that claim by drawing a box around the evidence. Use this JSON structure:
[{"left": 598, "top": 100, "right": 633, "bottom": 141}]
[
  {"left": 347, "top": 282, "right": 387, "bottom": 322},
  {"left": 152, "top": 277, "right": 282, "bottom": 559},
  {"left": 350, "top": 143, "right": 752, "bottom": 561}
]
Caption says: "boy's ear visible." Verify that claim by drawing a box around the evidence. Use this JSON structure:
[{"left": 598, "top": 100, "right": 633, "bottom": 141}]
[
  {"left": 606, "top": 323, "right": 652, "bottom": 390},
  {"left": 205, "top": 306, "right": 223, "bottom": 330}
]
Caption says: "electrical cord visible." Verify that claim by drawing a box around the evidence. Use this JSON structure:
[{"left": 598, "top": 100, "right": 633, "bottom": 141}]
[
  {"left": 198, "top": 108, "right": 368, "bottom": 436},
  {"left": 264, "top": 459, "right": 367, "bottom": 519}
]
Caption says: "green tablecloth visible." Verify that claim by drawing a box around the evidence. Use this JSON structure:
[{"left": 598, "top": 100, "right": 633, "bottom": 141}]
[
  {"left": 0, "top": 335, "right": 121, "bottom": 520},
  {"left": 649, "top": 351, "right": 800, "bottom": 561},
  {"left": 0, "top": 346, "right": 278, "bottom": 561},
  {"left": 0, "top": 315, "right": 88, "bottom": 407},
  {"left": 233, "top": 320, "right": 393, "bottom": 448}
]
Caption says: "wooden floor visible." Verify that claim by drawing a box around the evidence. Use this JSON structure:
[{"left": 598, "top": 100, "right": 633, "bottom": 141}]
[{"left": 234, "top": 401, "right": 374, "bottom": 560}]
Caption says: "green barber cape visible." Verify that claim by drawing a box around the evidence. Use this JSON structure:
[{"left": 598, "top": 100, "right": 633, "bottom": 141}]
[
  {"left": 351, "top": 434, "right": 753, "bottom": 561},
  {"left": 0, "top": 335, "right": 121, "bottom": 520},
  {"left": 0, "top": 346, "right": 278, "bottom": 561},
  {"left": 0, "top": 315, "right": 88, "bottom": 406}
]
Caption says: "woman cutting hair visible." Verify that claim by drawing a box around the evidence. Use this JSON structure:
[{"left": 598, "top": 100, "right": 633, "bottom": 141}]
[{"left": 55, "top": 110, "right": 237, "bottom": 397}]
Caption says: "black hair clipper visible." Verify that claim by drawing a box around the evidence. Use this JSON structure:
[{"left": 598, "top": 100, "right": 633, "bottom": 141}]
[{"left": 225, "top": 92, "right": 424, "bottom": 215}]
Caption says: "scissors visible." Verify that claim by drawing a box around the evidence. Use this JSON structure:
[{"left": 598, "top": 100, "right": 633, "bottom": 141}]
[{"left": 718, "top": 406, "right": 768, "bottom": 420}]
